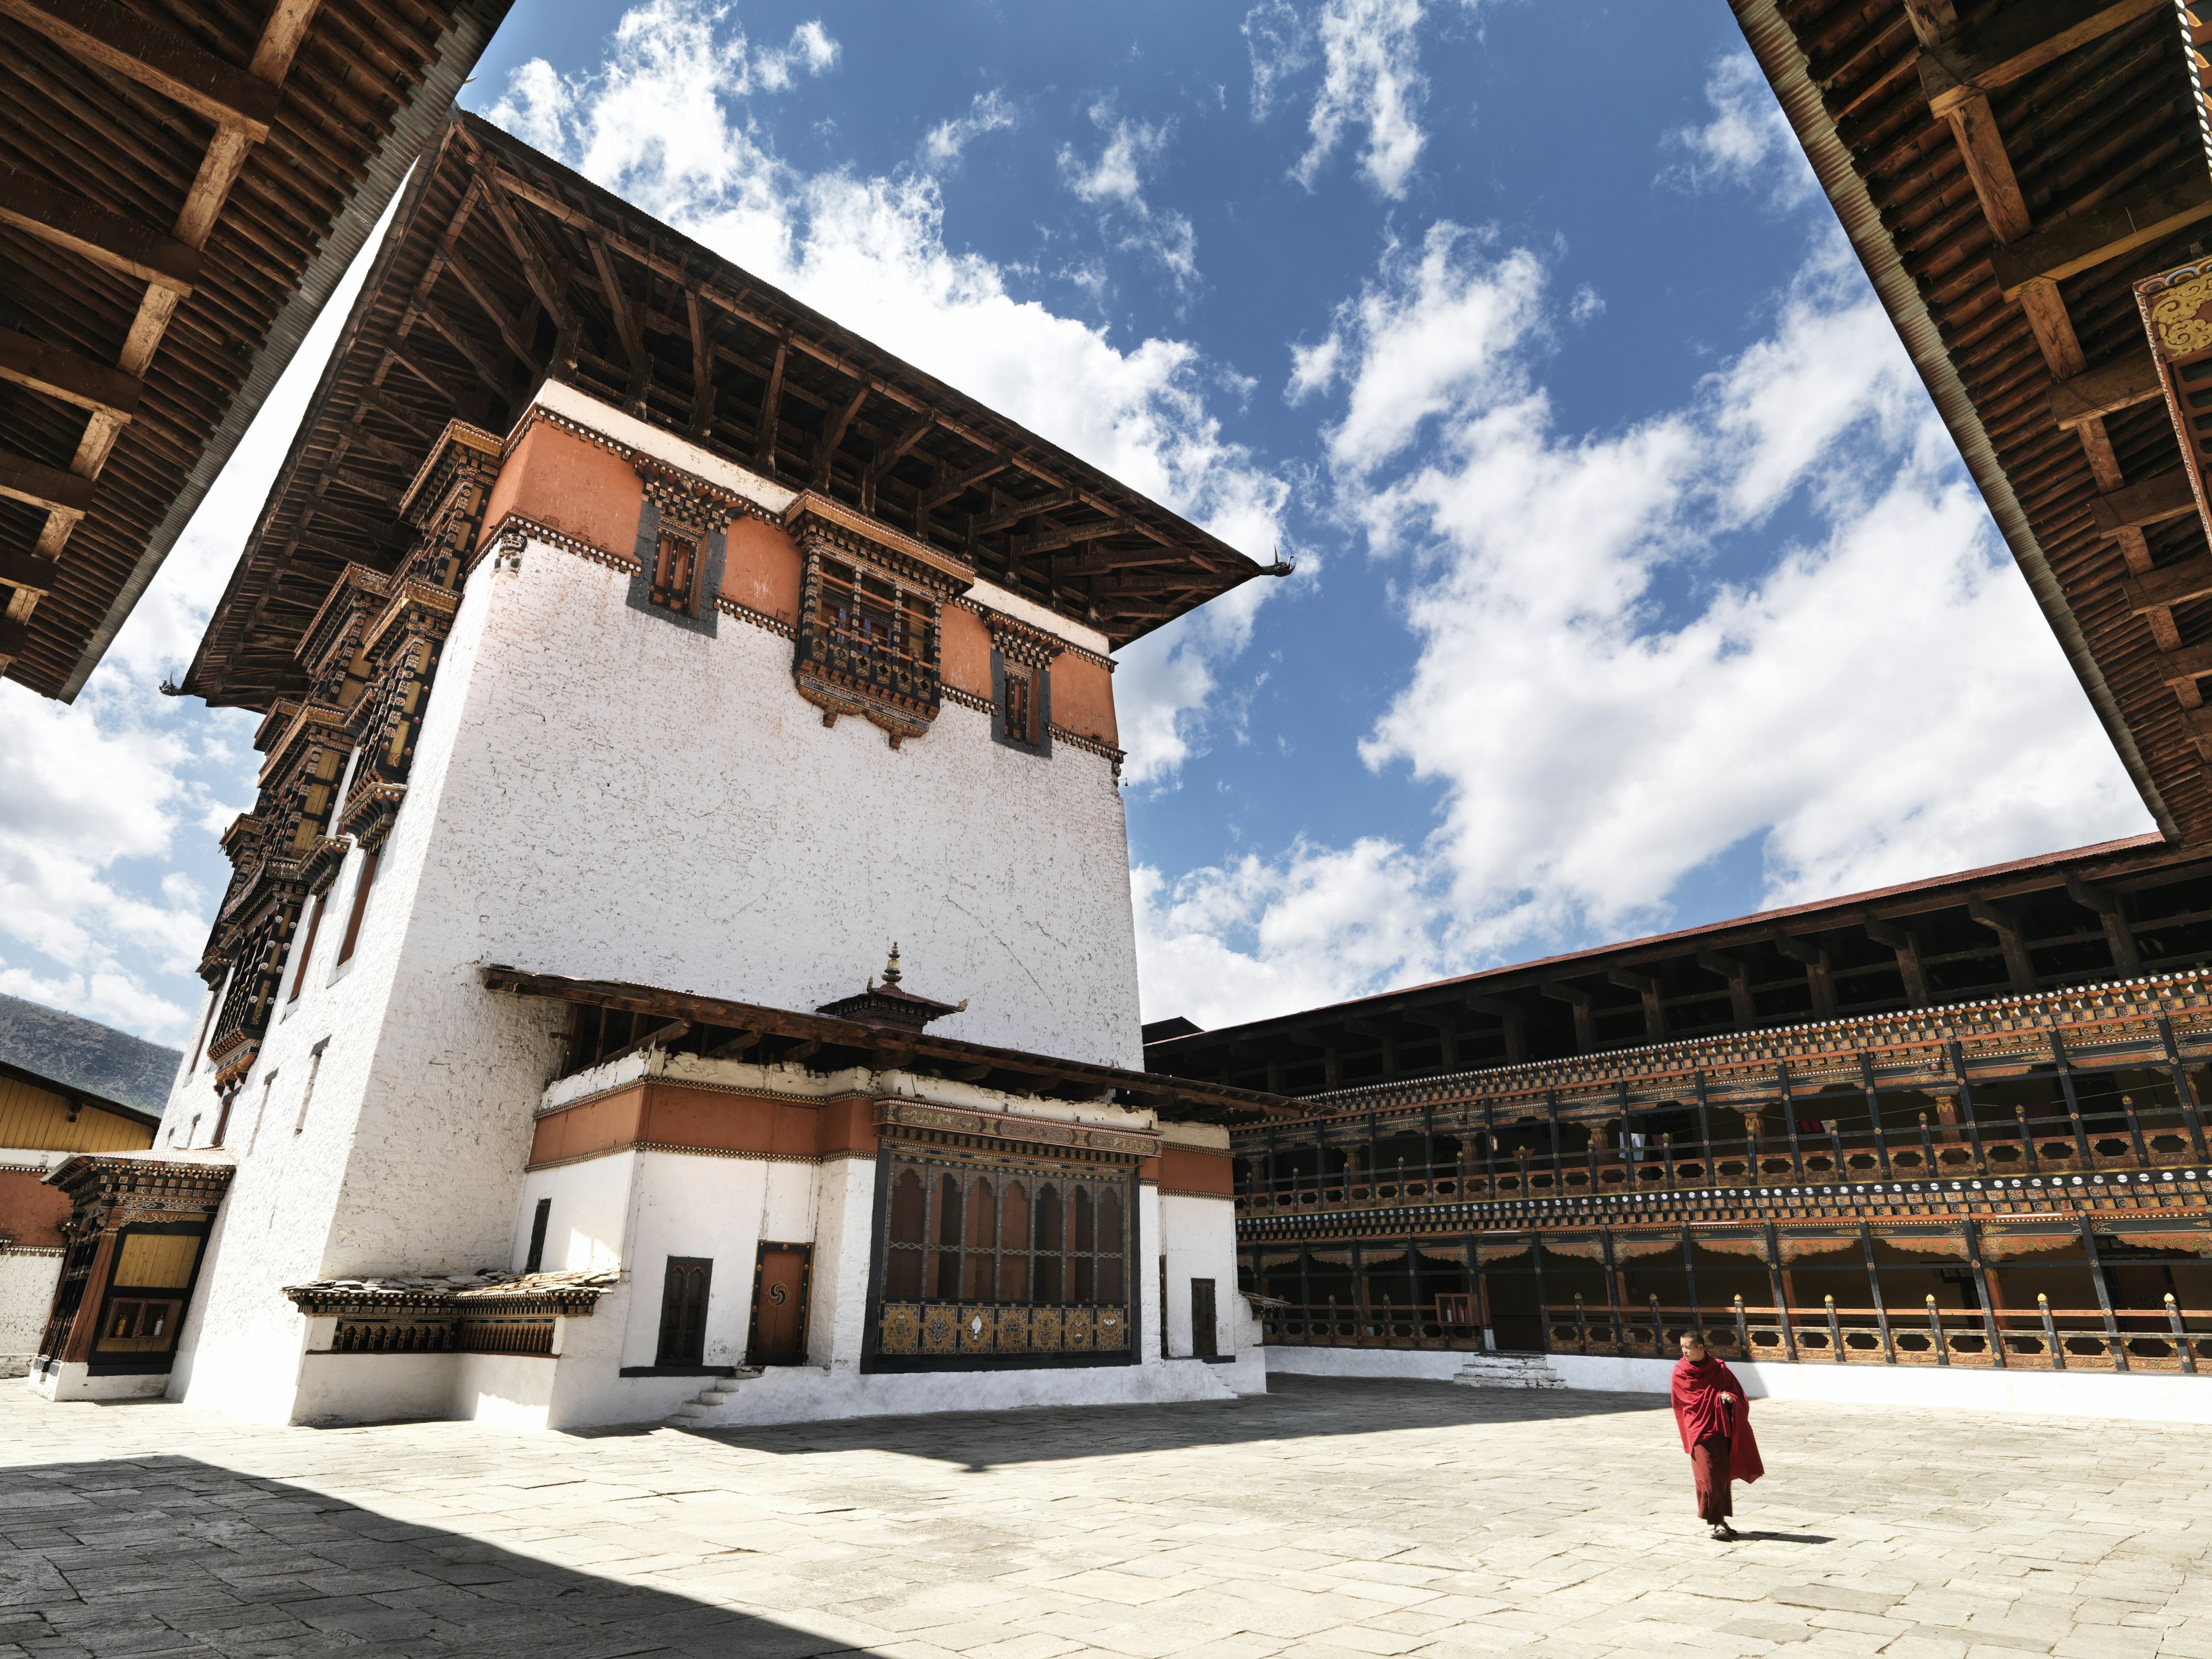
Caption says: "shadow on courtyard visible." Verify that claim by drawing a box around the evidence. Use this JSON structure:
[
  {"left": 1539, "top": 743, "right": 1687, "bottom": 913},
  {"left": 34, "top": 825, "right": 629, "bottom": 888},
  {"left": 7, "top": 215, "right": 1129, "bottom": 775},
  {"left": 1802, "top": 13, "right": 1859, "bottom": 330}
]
[
  {"left": 0, "top": 1453, "right": 853, "bottom": 1658},
  {"left": 653, "top": 1372, "right": 1662, "bottom": 1471}
]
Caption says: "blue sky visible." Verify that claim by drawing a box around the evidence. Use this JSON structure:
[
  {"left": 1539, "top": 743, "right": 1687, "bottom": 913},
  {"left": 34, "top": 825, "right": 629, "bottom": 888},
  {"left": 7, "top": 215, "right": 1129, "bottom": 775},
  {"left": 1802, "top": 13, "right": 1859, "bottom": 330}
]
[{"left": 0, "top": 0, "right": 2154, "bottom": 1046}]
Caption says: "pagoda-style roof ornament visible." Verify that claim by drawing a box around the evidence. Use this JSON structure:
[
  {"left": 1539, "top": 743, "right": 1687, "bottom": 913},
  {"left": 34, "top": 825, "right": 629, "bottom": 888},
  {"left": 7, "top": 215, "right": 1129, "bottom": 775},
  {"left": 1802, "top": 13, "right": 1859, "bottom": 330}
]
[{"left": 815, "top": 945, "right": 967, "bottom": 1032}]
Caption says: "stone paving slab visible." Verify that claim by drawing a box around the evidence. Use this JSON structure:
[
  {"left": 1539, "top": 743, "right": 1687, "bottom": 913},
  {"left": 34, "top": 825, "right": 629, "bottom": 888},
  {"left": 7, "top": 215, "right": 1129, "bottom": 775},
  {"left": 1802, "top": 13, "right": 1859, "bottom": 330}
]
[{"left": 0, "top": 1377, "right": 2207, "bottom": 1657}]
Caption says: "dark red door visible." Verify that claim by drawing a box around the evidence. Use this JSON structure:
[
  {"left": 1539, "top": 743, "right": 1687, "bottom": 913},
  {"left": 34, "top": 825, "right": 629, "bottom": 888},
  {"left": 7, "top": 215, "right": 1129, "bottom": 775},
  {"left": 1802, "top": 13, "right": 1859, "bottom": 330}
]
[{"left": 750, "top": 1247, "right": 808, "bottom": 1363}]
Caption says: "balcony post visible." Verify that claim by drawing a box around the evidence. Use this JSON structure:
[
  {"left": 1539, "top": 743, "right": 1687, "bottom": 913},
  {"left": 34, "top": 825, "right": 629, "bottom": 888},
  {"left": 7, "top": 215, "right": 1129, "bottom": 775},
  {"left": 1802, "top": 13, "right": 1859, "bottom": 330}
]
[
  {"left": 2170, "top": 1294, "right": 2197, "bottom": 1376},
  {"left": 1964, "top": 1220, "right": 2005, "bottom": 1369},
  {"left": 1763, "top": 1223, "right": 1797, "bottom": 1362},
  {"left": 1927, "top": 1294, "right": 1948, "bottom": 1366},
  {"left": 1950, "top": 1043, "right": 1988, "bottom": 1177},
  {"left": 2040, "top": 1293, "right": 2063, "bottom": 1372},
  {"left": 1824, "top": 1294, "right": 1844, "bottom": 1362},
  {"left": 1860, "top": 1052, "right": 1893, "bottom": 1180},
  {"left": 1858, "top": 1222, "right": 1895, "bottom": 1363},
  {"left": 1779, "top": 1061, "right": 1806, "bottom": 1182},
  {"left": 2078, "top": 1215, "right": 2127, "bottom": 1373},
  {"left": 2157, "top": 1015, "right": 2210, "bottom": 1161},
  {"left": 1694, "top": 1068, "right": 1715, "bottom": 1179}
]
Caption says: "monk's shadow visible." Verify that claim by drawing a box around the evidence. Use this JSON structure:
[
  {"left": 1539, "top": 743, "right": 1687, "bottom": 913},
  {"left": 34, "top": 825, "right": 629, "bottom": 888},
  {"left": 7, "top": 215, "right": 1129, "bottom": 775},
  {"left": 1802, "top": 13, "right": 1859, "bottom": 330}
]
[{"left": 1728, "top": 1530, "right": 1834, "bottom": 1543}]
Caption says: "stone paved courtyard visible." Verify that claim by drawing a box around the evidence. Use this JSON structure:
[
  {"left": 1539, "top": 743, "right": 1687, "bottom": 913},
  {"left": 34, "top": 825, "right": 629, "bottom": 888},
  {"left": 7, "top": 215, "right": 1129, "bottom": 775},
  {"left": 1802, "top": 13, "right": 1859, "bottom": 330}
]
[{"left": 1, "top": 1376, "right": 2207, "bottom": 1659}]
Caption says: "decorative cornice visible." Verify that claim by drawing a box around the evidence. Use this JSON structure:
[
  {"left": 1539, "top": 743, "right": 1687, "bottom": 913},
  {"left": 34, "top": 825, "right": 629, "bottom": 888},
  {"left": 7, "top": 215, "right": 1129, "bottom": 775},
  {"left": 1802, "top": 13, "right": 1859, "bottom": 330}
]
[
  {"left": 876, "top": 1098, "right": 1159, "bottom": 1160},
  {"left": 785, "top": 491, "right": 974, "bottom": 590},
  {"left": 947, "top": 594, "right": 1114, "bottom": 671},
  {"left": 1282, "top": 968, "right": 2212, "bottom": 1123},
  {"left": 286, "top": 1267, "right": 617, "bottom": 1319}
]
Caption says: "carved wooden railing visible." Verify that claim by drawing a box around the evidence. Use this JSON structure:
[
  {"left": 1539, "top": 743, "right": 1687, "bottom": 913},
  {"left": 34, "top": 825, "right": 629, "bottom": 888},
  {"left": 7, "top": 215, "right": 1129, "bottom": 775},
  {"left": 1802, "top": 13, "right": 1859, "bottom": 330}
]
[
  {"left": 1253, "top": 1295, "right": 2211, "bottom": 1374},
  {"left": 1237, "top": 1103, "right": 2208, "bottom": 1217}
]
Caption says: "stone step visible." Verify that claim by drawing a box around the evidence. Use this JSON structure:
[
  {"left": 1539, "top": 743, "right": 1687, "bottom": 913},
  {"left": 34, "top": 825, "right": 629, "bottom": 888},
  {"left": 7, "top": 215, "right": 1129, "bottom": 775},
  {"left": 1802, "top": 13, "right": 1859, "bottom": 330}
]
[
  {"left": 666, "top": 1368, "right": 765, "bottom": 1425},
  {"left": 1452, "top": 1353, "right": 1566, "bottom": 1390}
]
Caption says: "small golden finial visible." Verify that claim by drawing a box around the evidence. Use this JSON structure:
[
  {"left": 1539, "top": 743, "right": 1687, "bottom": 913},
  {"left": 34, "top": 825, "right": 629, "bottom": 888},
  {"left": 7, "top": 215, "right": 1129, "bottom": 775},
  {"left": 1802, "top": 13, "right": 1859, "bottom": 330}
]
[{"left": 883, "top": 943, "right": 902, "bottom": 986}]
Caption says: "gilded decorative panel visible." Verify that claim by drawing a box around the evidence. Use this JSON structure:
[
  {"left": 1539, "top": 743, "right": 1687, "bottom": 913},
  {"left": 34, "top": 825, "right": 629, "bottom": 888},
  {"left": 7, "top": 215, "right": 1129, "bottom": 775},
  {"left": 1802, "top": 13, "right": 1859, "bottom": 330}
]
[{"left": 879, "top": 1303, "right": 921, "bottom": 1355}]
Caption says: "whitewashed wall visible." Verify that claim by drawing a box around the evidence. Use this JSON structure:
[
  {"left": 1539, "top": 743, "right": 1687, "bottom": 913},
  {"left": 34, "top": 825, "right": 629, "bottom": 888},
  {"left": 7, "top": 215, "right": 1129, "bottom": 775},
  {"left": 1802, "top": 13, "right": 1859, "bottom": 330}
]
[
  {"left": 0, "top": 1249, "right": 62, "bottom": 1377},
  {"left": 157, "top": 382, "right": 1152, "bottom": 1426}
]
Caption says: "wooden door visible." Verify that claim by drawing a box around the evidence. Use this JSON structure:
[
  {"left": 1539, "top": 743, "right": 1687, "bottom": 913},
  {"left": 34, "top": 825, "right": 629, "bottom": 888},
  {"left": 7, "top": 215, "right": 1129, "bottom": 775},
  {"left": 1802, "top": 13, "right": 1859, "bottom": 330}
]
[
  {"left": 1191, "top": 1278, "right": 1218, "bottom": 1358},
  {"left": 656, "top": 1257, "right": 711, "bottom": 1367},
  {"left": 749, "top": 1245, "right": 809, "bottom": 1365}
]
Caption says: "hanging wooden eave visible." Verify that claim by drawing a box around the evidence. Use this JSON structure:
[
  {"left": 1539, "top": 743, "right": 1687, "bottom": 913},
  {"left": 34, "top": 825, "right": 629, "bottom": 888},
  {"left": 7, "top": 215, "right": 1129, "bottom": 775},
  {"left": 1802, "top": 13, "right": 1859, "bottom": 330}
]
[
  {"left": 0, "top": 0, "right": 516, "bottom": 703},
  {"left": 181, "top": 112, "right": 1283, "bottom": 708},
  {"left": 1734, "top": 0, "right": 2212, "bottom": 843}
]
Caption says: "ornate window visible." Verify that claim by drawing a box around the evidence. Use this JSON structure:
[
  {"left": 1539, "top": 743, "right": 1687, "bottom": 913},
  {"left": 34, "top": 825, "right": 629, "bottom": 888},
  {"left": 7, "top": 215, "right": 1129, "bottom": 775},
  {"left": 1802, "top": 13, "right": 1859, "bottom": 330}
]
[
  {"left": 788, "top": 492, "right": 970, "bottom": 748},
  {"left": 627, "top": 459, "right": 730, "bottom": 635},
  {"left": 988, "top": 614, "right": 1060, "bottom": 756},
  {"left": 647, "top": 525, "right": 702, "bottom": 615},
  {"left": 867, "top": 1118, "right": 1144, "bottom": 1372}
]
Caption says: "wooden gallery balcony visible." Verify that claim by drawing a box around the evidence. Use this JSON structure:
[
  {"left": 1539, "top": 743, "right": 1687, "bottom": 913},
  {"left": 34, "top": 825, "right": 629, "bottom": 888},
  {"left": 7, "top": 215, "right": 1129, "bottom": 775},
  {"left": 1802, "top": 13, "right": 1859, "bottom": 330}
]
[{"left": 1219, "top": 969, "right": 2212, "bottom": 1378}]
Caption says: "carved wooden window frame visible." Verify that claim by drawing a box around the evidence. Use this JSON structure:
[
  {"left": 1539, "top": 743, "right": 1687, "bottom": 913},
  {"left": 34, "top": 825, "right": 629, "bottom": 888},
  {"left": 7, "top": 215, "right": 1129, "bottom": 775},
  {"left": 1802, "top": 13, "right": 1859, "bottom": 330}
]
[
  {"left": 627, "top": 460, "right": 730, "bottom": 637},
  {"left": 988, "top": 615, "right": 1061, "bottom": 757},
  {"left": 862, "top": 1139, "right": 1139, "bottom": 1373}
]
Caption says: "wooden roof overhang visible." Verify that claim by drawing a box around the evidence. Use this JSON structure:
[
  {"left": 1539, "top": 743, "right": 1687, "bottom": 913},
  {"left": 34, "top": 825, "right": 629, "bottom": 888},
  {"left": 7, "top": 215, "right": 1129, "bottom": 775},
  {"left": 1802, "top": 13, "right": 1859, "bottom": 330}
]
[
  {"left": 482, "top": 965, "right": 1306, "bottom": 1127},
  {"left": 1146, "top": 831, "right": 2212, "bottom": 1094},
  {"left": 0, "top": 0, "right": 514, "bottom": 702},
  {"left": 183, "top": 113, "right": 1281, "bottom": 709},
  {"left": 1735, "top": 0, "right": 2212, "bottom": 843}
]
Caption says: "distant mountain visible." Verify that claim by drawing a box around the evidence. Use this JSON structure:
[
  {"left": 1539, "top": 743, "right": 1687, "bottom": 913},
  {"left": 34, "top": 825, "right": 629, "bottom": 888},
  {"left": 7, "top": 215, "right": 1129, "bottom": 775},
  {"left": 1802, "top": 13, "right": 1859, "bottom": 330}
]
[{"left": 0, "top": 994, "right": 182, "bottom": 1118}]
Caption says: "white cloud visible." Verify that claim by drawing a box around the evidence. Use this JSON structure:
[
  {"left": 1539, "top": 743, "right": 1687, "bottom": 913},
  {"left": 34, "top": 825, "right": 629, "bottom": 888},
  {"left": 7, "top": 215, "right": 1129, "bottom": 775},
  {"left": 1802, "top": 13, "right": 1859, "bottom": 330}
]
[
  {"left": 1243, "top": 0, "right": 1315, "bottom": 119},
  {"left": 486, "top": 0, "right": 1288, "bottom": 782},
  {"left": 1134, "top": 224, "right": 2149, "bottom": 1028},
  {"left": 1058, "top": 104, "right": 1199, "bottom": 291},
  {"left": 1661, "top": 50, "right": 1818, "bottom": 210},
  {"left": 1297, "top": 0, "right": 1435, "bottom": 199},
  {"left": 923, "top": 89, "right": 1017, "bottom": 168}
]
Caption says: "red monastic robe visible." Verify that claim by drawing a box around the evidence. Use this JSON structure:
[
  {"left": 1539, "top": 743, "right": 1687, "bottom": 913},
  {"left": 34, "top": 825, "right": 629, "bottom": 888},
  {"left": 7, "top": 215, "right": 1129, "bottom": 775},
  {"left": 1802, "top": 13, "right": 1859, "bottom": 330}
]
[{"left": 1670, "top": 1356, "right": 1764, "bottom": 1484}]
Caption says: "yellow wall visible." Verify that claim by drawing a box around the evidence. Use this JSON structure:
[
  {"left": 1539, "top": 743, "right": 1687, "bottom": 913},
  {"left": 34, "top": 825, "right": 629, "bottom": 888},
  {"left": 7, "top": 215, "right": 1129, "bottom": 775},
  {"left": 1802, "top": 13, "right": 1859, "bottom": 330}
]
[{"left": 0, "top": 1075, "right": 156, "bottom": 1154}]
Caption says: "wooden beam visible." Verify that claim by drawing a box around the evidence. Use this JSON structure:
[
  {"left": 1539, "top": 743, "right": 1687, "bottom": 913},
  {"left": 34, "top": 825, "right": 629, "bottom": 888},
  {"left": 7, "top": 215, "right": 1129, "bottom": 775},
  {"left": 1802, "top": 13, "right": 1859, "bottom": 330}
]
[
  {"left": 0, "top": 548, "right": 59, "bottom": 596},
  {"left": 584, "top": 234, "right": 645, "bottom": 376},
  {"left": 860, "top": 412, "right": 934, "bottom": 503},
  {"left": 921, "top": 458, "right": 1009, "bottom": 510},
  {"left": 972, "top": 486, "right": 1079, "bottom": 536},
  {"left": 1965, "top": 895, "right": 2037, "bottom": 991},
  {"left": 0, "top": 169, "right": 200, "bottom": 293},
  {"left": 755, "top": 340, "right": 786, "bottom": 469},
  {"left": 1901, "top": 0, "right": 1957, "bottom": 47},
  {"left": 2052, "top": 349, "right": 2161, "bottom": 430},
  {"left": 0, "top": 327, "right": 140, "bottom": 416},
  {"left": 0, "top": 449, "right": 93, "bottom": 514},
  {"left": 0, "top": 616, "right": 26, "bottom": 660},
  {"left": 1863, "top": 918, "right": 1931, "bottom": 1005},
  {"left": 0, "top": 0, "right": 281, "bottom": 141},
  {"left": 684, "top": 288, "right": 714, "bottom": 440},
  {"left": 1941, "top": 93, "right": 2033, "bottom": 243},
  {"left": 247, "top": 0, "right": 322, "bottom": 82},
  {"left": 1919, "top": 0, "right": 2167, "bottom": 118},
  {"left": 418, "top": 301, "right": 513, "bottom": 399},
  {"left": 2095, "top": 469, "right": 2197, "bottom": 537},
  {"left": 440, "top": 255, "right": 540, "bottom": 371},
  {"left": 2157, "top": 641, "right": 2212, "bottom": 685},
  {"left": 812, "top": 382, "right": 869, "bottom": 488},
  {"left": 1991, "top": 173, "right": 2212, "bottom": 301},
  {"left": 472, "top": 169, "right": 570, "bottom": 321},
  {"left": 2124, "top": 551, "right": 2212, "bottom": 614}
]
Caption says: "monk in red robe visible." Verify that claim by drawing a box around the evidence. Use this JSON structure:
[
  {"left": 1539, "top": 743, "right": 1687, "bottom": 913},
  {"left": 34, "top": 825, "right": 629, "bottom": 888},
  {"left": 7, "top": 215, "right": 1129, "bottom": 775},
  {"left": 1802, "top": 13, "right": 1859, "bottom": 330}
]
[{"left": 1671, "top": 1332, "right": 1763, "bottom": 1539}]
